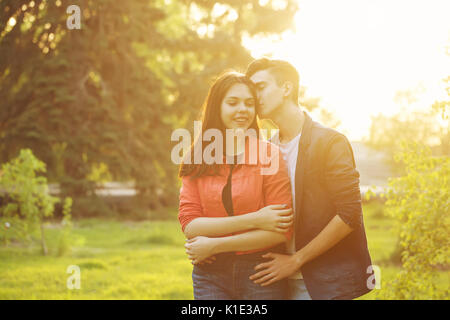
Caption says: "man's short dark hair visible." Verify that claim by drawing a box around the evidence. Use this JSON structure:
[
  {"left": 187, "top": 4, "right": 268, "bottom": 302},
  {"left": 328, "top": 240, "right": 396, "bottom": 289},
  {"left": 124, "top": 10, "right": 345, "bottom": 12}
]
[{"left": 246, "top": 58, "right": 300, "bottom": 103}]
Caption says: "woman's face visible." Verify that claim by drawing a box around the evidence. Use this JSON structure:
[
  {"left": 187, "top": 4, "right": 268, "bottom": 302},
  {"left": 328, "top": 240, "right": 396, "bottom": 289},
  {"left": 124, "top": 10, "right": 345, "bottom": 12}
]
[{"left": 220, "top": 83, "right": 256, "bottom": 130}]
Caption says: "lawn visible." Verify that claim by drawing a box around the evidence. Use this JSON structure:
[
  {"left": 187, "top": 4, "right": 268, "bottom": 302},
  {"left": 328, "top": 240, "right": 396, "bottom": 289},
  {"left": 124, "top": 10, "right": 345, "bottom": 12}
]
[{"left": 0, "top": 202, "right": 447, "bottom": 299}]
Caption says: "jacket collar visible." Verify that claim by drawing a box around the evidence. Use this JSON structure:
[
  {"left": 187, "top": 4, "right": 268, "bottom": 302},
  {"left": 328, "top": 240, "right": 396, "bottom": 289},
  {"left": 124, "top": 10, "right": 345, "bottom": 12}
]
[{"left": 299, "top": 111, "right": 313, "bottom": 150}]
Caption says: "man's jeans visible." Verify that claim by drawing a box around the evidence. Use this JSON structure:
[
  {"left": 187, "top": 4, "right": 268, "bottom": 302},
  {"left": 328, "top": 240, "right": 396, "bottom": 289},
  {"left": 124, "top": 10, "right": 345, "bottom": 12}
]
[
  {"left": 288, "top": 279, "right": 312, "bottom": 300},
  {"left": 192, "top": 252, "right": 287, "bottom": 300}
]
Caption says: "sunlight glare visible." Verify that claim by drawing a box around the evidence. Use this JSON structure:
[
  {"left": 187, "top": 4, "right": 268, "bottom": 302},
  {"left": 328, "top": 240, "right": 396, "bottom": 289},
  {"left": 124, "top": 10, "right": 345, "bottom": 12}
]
[{"left": 244, "top": 0, "right": 450, "bottom": 140}]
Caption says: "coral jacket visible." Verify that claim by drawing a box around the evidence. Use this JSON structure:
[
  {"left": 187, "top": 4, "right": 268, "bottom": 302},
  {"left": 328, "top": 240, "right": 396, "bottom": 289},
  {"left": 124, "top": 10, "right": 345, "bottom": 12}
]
[{"left": 178, "top": 138, "right": 293, "bottom": 255}]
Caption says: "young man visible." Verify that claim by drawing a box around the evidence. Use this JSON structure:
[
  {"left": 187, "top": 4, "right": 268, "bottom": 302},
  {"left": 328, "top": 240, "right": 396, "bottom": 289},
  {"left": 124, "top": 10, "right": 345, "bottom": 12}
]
[{"left": 246, "top": 58, "right": 374, "bottom": 300}]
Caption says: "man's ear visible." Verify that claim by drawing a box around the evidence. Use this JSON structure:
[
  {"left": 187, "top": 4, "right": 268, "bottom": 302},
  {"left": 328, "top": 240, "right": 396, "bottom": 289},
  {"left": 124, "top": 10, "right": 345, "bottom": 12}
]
[{"left": 282, "top": 81, "right": 293, "bottom": 98}]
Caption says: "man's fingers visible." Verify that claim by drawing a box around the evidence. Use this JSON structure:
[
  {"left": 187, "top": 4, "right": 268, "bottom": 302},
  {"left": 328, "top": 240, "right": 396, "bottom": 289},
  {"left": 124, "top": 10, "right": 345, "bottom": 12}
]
[
  {"left": 261, "top": 276, "right": 278, "bottom": 287},
  {"left": 254, "top": 261, "right": 270, "bottom": 271},
  {"left": 253, "top": 272, "right": 276, "bottom": 284},
  {"left": 249, "top": 268, "right": 272, "bottom": 281}
]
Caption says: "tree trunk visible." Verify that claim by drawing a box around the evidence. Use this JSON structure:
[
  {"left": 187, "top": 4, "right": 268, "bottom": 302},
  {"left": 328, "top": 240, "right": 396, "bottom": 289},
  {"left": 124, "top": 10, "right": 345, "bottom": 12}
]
[{"left": 40, "top": 223, "right": 48, "bottom": 256}]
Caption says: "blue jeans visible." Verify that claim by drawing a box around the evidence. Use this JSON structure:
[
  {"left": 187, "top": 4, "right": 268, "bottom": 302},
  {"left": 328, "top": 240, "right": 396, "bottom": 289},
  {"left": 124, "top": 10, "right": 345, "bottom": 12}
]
[
  {"left": 192, "top": 252, "right": 287, "bottom": 300},
  {"left": 288, "top": 279, "right": 312, "bottom": 300}
]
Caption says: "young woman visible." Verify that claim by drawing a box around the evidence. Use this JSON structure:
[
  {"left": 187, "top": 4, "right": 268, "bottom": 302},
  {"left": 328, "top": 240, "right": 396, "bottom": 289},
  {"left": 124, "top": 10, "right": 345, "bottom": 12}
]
[{"left": 178, "top": 71, "right": 294, "bottom": 300}]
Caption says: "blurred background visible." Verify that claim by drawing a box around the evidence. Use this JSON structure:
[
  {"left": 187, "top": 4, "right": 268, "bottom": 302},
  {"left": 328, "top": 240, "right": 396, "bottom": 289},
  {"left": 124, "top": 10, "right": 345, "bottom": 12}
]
[{"left": 0, "top": 0, "right": 448, "bottom": 299}]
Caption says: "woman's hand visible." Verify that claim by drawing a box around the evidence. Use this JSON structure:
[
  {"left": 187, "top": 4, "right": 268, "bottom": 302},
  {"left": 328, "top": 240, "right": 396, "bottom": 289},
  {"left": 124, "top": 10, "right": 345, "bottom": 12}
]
[
  {"left": 254, "top": 204, "right": 293, "bottom": 233},
  {"left": 185, "top": 236, "right": 218, "bottom": 265}
]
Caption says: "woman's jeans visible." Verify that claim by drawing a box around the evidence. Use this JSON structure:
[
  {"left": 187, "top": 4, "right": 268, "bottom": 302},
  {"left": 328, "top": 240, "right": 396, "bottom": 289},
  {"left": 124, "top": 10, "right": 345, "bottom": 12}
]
[
  {"left": 287, "top": 279, "right": 312, "bottom": 300},
  {"left": 192, "top": 251, "right": 287, "bottom": 300}
]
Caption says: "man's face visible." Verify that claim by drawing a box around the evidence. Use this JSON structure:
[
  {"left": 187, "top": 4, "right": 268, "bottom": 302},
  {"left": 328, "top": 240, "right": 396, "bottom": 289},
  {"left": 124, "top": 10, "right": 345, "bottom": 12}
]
[{"left": 249, "top": 70, "right": 284, "bottom": 119}]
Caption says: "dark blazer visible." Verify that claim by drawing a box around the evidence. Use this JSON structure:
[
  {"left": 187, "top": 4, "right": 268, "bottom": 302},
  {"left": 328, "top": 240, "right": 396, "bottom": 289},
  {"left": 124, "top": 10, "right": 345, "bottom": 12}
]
[{"left": 292, "top": 112, "right": 374, "bottom": 300}]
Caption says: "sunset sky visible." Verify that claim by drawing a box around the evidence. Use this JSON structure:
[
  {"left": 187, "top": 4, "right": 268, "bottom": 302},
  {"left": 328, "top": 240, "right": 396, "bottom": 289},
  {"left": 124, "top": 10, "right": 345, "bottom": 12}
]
[{"left": 244, "top": 0, "right": 450, "bottom": 140}]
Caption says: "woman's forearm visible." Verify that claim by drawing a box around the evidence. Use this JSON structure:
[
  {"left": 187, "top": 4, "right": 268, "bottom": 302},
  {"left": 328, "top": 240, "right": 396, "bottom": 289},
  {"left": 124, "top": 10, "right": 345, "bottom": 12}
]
[
  {"left": 210, "top": 230, "right": 287, "bottom": 254},
  {"left": 184, "top": 213, "right": 259, "bottom": 239}
]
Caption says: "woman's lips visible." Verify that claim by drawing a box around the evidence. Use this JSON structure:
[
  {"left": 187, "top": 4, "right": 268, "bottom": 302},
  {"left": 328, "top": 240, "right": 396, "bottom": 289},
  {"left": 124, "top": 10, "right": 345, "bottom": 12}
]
[{"left": 234, "top": 117, "right": 248, "bottom": 123}]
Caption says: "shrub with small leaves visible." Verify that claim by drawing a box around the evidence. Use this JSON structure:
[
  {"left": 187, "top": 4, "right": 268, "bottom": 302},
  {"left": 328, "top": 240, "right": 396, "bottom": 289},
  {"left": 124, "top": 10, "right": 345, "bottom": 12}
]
[
  {"left": 379, "top": 142, "right": 449, "bottom": 299},
  {"left": 0, "top": 149, "right": 72, "bottom": 255}
]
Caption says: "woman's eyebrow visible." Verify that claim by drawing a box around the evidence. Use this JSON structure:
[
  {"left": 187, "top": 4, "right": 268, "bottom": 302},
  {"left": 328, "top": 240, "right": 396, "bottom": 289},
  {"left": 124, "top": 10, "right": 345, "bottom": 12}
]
[
  {"left": 226, "top": 95, "right": 253, "bottom": 99},
  {"left": 225, "top": 96, "right": 254, "bottom": 101}
]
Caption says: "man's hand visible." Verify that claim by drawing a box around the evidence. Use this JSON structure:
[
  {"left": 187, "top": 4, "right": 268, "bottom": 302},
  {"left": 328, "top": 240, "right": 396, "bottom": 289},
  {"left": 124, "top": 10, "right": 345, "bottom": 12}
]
[
  {"left": 185, "top": 236, "right": 218, "bottom": 265},
  {"left": 249, "top": 253, "right": 301, "bottom": 286}
]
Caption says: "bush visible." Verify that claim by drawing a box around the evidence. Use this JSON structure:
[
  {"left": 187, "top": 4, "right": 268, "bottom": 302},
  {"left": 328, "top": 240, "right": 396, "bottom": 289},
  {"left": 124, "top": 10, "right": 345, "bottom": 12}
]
[
  {"left": 0, "top": 149, "right": 73, "bottom": 255},
  {"left": 57, "top": 197, "right": 78, "bottom": 256},
  {"left": 379, "top": 143, "right": 449, "bottom": 299}
]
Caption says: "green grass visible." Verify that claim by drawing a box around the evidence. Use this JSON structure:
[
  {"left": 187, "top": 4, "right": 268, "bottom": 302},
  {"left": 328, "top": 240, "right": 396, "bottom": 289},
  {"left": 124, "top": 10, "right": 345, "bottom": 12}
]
[
  {"left": 0, "top": 203, "right": 447, "bottom": 299},
  {"left": 357, "top": 201, "right": 400, "bottom": 299},
  {"left": 0, "top": 217, "right": 193, "bottom": 299}
]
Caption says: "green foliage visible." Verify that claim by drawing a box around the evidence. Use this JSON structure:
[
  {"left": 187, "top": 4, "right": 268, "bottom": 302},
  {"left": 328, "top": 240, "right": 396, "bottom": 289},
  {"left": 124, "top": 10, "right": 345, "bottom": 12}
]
[
  {"left": 365, "top": 109, "right": 449, "bottom": 173},
  {"left": 366, "top": 77, "right": 450, "bottom": 174},
  {"left": 57, "top": 197, "right": 80, "bottom": 256},
  {"left": 432, "top": 76, "right": 449, "bottom": 120},
  {"left": 379, "top": 143, "right": 450, "bottom": 299},
  {"left": 0, "top": 149, "right": 74, "bottom": 255},
  {"left": 0, "top": 0, "right": 300, "bottom": 211},
  {"left": 0, "top": 149, "right": 58, "bottom": 250}
]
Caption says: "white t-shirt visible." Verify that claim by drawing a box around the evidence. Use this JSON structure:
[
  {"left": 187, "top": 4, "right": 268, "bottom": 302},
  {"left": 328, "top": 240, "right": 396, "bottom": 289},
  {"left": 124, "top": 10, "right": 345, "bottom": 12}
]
[{"left": 279, "top": 132, "right": 303, "bottom": 279}]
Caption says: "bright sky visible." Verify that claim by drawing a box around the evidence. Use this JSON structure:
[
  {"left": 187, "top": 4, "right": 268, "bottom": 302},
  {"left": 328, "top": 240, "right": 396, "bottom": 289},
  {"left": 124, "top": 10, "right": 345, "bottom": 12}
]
[{"left": 244, "top": 0, "right": 450, "bottom": 140}]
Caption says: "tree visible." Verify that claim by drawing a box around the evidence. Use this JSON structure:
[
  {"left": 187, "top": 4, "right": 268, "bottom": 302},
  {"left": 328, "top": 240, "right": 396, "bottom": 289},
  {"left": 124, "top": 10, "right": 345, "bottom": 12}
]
[
  {"left": 365, "top": 85, "right": 449, "bottom": 173},
  {"left": 375, "top": 79, "right": 450, "bottom": 299},
  {"left": 1, "top": 0, "right": 299, "bottom": 213},
  {"left": 0, "top": 149, "right": 72, "bottom": 255}
]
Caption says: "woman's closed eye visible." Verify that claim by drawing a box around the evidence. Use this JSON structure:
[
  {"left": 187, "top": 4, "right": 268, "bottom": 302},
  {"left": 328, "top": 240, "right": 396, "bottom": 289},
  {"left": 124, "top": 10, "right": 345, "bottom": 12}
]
[
  {"left": 226, "top": 99, "right": 254, "bottom": 107},
  {"left": 245, "top": 99, "right": 255, "bottom": 107}
]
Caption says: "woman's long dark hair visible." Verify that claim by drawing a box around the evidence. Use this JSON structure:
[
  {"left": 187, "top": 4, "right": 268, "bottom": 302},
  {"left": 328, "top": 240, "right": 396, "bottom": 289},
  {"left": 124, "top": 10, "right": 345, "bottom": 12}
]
[{"left": 179, "top": 71, "right": 260, "bottom": 179}]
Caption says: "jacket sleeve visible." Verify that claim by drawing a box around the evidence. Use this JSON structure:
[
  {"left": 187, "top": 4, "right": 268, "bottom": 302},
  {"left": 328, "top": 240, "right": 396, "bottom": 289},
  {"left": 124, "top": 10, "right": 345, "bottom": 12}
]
[
  {"left": 178, "top": 176, "right": 203, "bottom": 233},
  {"left": 262, "top": 143, "right": 294, "bottom": 240},
  {"left": 323, "top": 133, "right": 363, "bottom": 229}
]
